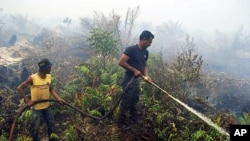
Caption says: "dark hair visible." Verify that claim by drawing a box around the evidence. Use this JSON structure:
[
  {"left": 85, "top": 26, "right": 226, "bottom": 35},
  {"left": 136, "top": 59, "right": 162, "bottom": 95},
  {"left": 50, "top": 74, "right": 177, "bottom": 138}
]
[{"left": 139, "top": 30, "right": 154, "bottom": 40}]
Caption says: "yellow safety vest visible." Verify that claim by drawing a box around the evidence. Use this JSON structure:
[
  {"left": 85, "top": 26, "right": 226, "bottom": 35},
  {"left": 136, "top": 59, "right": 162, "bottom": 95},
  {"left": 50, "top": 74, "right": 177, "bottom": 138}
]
[{"left": 30, "top": 73, "right": 51, "bottom": 110}]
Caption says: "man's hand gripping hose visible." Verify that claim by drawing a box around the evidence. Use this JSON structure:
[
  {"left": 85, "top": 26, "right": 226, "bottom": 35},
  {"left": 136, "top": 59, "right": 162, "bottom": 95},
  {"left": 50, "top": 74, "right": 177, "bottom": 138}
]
[{"left": 140, "top": 74, "right": 152, "bottom": 83}]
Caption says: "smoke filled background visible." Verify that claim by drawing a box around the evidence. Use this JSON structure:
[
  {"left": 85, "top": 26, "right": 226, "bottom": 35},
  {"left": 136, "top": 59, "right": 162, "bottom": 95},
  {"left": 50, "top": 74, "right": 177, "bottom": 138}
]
[
  {"left": 1, "top": 0, "right": 250, "bottom": 78},
  {"left": 1, "top": 0, "right": 250, "bottom": 140}
]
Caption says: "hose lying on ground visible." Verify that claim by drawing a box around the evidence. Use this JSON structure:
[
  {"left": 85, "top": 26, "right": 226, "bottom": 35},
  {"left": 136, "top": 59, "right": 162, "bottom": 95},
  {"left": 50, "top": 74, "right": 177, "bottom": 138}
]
[
  {"left": 9, "top": 76, "right": 135, "bottom": 141},
  {"left": 9, "top": 99, "right": 110, "bottom": 140}
]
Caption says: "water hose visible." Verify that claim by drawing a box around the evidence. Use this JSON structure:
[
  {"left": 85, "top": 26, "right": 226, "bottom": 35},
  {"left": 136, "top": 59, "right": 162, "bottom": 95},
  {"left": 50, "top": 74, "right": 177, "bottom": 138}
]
[
  {"left": 9, "top": 76, "right": 135, "bottom": 141},
  {"left": 141, "top": 75, "right": 230, "bottom": 138},
  {"left": 9, "top": 100, "right": 114, "bottom": 140}
]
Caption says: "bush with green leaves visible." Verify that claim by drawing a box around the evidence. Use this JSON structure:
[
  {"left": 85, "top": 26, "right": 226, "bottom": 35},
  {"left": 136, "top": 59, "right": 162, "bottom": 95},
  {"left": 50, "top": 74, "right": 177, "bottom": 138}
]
[
  {"left": 239, "top": 112, "right": 250, "bottom": 124},
  {"left": 87, "top": 28, "right": 119, "bottom": 70},
  {"left": 191, "top": 130, "right": 213, "bottom": 141},
  {"left": 64, "top": 126, "right": 79, "bottom": 141},
  {"left": 0, "top": 133, "right": 8, "bottom": 141}
]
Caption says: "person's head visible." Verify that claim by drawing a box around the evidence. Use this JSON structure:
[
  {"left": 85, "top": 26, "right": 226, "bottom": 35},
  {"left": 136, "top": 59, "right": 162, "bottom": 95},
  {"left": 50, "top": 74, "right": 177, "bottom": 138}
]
[
  {"left": 139, "top": 30, "right": 154, "bottom": 49},
  {"left": 38, "top": 58, "right": 52, "bottom": 74}
]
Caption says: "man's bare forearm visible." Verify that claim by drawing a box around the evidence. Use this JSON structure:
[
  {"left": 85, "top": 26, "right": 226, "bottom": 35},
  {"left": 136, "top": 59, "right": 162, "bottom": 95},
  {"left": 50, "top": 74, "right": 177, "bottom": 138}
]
[{"left": 119, "top": 62, "right": 137, "bottom": 72}]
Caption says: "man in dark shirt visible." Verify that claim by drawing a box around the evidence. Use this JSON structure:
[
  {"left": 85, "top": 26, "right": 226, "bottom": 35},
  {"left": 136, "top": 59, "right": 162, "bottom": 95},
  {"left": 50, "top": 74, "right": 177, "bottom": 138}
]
[{"left": 117, "top": 30, "right": 154, "bottom": 129}]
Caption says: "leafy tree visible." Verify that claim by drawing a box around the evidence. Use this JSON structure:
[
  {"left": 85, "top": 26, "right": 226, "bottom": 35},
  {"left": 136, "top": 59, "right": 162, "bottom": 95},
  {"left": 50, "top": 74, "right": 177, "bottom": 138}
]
[
  {"left": 87, "top": 28, "right": 119, "bottom": 70},
  {"left": 80, "top": 6, "right": 140, "bottom": 53}
]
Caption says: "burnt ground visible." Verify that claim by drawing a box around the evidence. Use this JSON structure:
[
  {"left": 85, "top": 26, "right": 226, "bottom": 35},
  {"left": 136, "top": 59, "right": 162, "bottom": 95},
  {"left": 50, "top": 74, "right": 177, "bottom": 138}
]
[
  {"left": 6, "top": 102, "right": 159, "bottom": 141},
  {"left": 53, "top": 105, "right": 158, "bottom": 141}
]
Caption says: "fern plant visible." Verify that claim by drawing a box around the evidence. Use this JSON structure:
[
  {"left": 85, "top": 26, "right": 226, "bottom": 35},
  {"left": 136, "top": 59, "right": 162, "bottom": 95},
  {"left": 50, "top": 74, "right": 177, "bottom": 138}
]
[
  {"left": 49, "top": 133, "right": 60, "bottom": 140},
  {"left": 239, "top": 112, "right": 250, "bottom": 124},
  {"left": 16, "top": 134, "right": 32, "bottom": 141},
  {"left": 191, "top": 130, "right": 213, "bottom": 141},
  {"left": 17, "top": 110, "right": 32, "bottom": 135},
  {"left": 0, "top": 133, "right": 8, "bottom": 141},
  {"left": 65, "top": 126, "right": 78, "bottom": 141}
]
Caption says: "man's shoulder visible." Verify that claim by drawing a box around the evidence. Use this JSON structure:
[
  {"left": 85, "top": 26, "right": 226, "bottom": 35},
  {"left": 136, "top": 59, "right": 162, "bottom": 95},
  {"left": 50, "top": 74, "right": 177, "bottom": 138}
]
[
  {"left": 125, "top": 45, "right": 138, "bottom": 51},
  {"left": 128, "top": 45, "right": 137, "bottom": 48}
]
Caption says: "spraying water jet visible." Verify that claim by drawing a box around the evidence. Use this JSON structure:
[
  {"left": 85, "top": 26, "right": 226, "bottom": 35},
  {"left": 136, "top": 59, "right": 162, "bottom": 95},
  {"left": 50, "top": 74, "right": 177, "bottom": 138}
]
[{"left": 141, "top": 75, "right": 230, "bottom": 138}]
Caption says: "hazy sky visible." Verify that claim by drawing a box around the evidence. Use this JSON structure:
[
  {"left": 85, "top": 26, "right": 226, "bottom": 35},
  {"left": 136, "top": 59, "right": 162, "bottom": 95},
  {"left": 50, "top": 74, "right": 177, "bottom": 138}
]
[{"left": 1, "top": 0, "right": 250, "bottom": 33}]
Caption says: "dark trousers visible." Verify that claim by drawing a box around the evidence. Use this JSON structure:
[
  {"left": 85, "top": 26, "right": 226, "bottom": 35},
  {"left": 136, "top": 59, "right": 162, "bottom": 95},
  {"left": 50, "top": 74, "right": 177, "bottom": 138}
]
[
  {"left": 31, "top": 107, "right": 56, "bottom": 141},
  {"left": 118, "top": 76, "right": 140, "bottom": 125}
]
